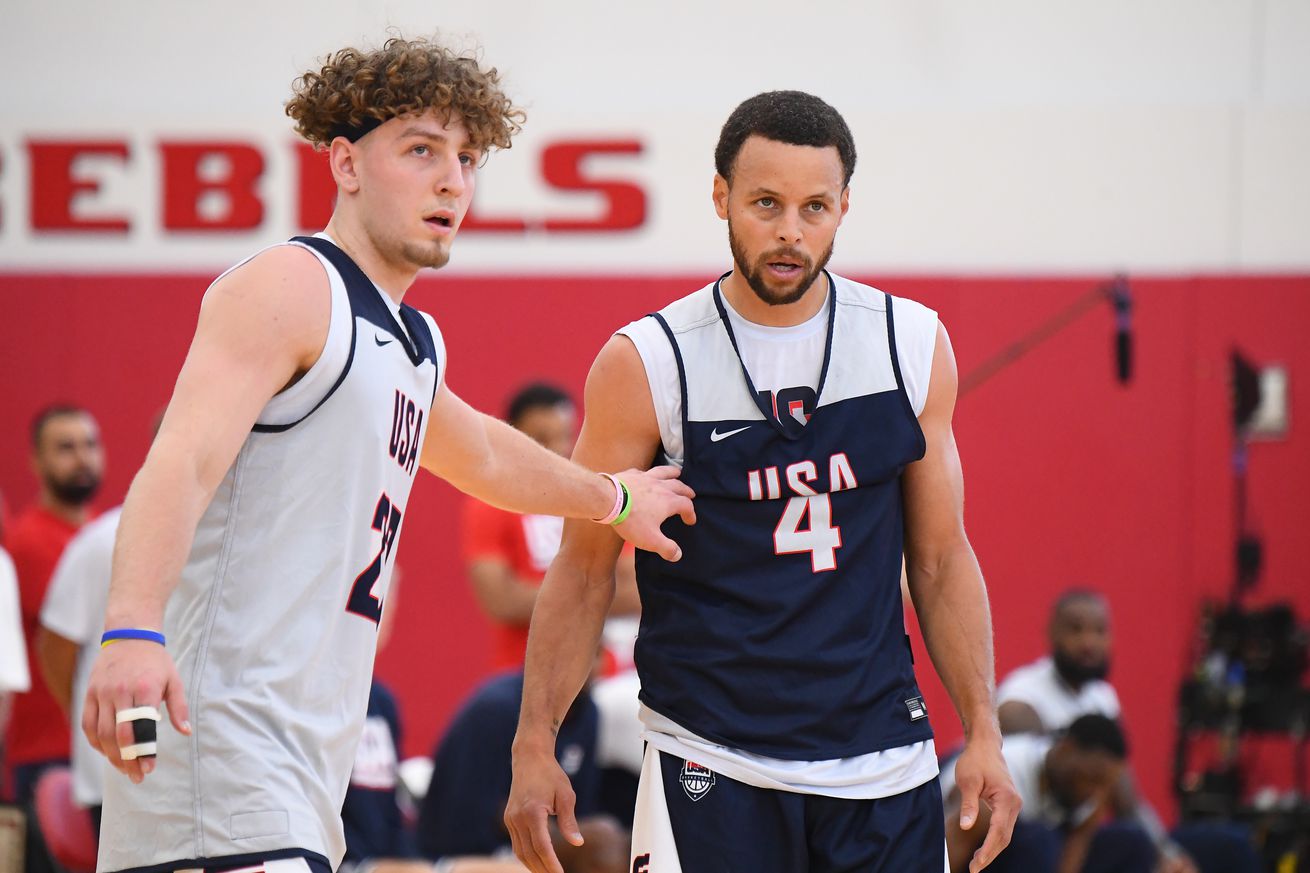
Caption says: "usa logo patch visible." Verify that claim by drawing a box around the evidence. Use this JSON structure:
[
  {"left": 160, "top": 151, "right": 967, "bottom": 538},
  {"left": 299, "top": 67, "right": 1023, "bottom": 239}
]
[{"left": 679, "top": 760, "right": 715, "bottom": 801}]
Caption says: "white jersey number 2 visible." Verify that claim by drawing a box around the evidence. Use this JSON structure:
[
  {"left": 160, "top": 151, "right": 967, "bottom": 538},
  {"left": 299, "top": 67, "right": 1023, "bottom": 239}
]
[{"left": 773, "top": 494, "right": 842, "bottom": 572}]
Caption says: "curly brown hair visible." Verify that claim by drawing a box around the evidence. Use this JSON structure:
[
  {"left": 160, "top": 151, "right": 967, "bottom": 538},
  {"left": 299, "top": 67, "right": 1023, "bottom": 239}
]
[{"left": 285, "top": 36, "right": 525, "bottom": 151}]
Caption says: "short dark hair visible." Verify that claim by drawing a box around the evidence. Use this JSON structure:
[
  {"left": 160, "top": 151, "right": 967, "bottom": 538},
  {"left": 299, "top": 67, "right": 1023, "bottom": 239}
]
[
  {"left": 1050, "top": 589, "right": 1108, "bottom": 624},
  {"left": 715, "top": 91, "right": 857, "bottom": 187},
  {"left": 1065, "top": 714, "right": 1128, "bottom": 759},
  {"left": 30, "top": 404, "right": 90, "bottom": 449},
  {"left": 505, "top": 382, "right": 572, "bottom": 426}
]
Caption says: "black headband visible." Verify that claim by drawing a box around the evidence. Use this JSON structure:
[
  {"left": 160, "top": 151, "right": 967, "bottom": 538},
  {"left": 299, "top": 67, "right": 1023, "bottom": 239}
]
[{"left": 328, "top": 115, "right": 385, "bottom": 143}]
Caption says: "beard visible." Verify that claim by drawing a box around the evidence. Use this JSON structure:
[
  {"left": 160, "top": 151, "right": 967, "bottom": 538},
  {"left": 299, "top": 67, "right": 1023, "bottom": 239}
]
[
  {"left": 46, "top": 471, "right": 100, "bottom": 506},
  {"left": 361, "top": 205, "right": 453, "bottom": 272},
  {"left": 1054, "top": 649, "right": 1111, "bottom": 688},
  {"left": 399, "top": 238, "right": 451, "bottom": 271},
  {"left": 728, "top": 221, "right": 833, "bottom": 307}
]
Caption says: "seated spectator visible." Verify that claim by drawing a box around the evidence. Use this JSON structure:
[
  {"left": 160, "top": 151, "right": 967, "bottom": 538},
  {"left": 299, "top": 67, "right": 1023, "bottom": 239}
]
[
  {"left": 943, "top": 715, "right": 1153, "bottom": 873},
  {"left": 341, "top": 577, "right": 604, "bottom": 873},
  {"left": 462, "top": 382, "right": 639, "bottom": 673},
  {"left": 997, "top": 589, "right": 1120, "bottom": 734},
  {"left": 997, "top": 590, "right": 1259, "bottom": 873},
  {"left": 342, "top": 571, "right": 415, "bottom": 867},
  {"left": 342, "top": 680, "right": 415, "bottom": 867},
  {"left": 416, "top": 669, "right": 625, "bottom": 873}
]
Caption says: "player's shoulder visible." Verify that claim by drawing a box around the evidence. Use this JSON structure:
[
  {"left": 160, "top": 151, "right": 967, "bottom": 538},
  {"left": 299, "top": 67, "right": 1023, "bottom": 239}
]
[
  {"left": 215, "top": 240, "right": 324, "bottom": 285},
  {"left": 204, "top": 242, "right": 329, "bottom": 313},
  {"left": 831, "top": 273, "right": 938, "bottom": 324},
  {"left": 197, "top": 243, "right": 332, "bottom": 355},
  {"left": 644, "top": 278, "right": 721, "bottom": 335}
]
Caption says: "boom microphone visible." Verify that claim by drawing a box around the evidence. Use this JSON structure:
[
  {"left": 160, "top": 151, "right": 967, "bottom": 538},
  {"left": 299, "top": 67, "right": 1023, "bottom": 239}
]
[{"left": 1109, "top": 275, "right": 1132, "bottom": 384}]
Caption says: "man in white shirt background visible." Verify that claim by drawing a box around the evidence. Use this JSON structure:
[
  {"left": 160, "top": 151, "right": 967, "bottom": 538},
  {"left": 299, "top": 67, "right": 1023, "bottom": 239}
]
[
  {"left": 995, "top": 590, "right": 1259, "bottom": 873},
  {"left": 1, "top": 544, "right": 31, "bottom": 740},
  {"left": 38, "top": 505, "right": 122, "bottom": 836}
]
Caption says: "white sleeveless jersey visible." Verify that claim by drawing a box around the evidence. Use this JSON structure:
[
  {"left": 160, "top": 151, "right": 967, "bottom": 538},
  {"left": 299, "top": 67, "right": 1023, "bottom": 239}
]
[
  {"left": 617, "top": 273, "right": 942, "bottom": 798},
  {"left": 99, "top": 235, "right": 444, "bottom": 873}
]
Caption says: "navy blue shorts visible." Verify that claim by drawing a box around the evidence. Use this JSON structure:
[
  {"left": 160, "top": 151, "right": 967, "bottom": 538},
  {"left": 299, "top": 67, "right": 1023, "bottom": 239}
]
[{"left": 631, "top": 748, "right": 945, "bottom": 873}]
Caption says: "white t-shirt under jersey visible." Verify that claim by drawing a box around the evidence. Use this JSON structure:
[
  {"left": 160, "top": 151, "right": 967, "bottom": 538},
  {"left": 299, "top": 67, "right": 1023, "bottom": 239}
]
[{"left": 618, "top": 277, "right": 941, "bottom": 799}]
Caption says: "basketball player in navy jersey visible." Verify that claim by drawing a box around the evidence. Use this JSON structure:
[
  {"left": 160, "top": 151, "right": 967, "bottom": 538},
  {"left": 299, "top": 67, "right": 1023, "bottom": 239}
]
[
  {"left": 507, "top": 91, "right": 1019, "bottom": 873},
  {"left": 78, "top": 37, "right": 693, "bottom": 873}
]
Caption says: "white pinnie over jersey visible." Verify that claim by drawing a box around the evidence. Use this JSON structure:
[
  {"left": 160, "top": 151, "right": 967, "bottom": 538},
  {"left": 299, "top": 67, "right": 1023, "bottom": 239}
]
[{"left": 99, "top": 235, "right": 444, "bottom": 873}]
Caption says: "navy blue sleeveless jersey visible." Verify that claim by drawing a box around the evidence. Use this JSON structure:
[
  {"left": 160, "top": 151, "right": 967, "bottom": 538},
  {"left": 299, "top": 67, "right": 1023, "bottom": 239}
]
[{"left": 632, "top": 273, "right": 934, "bottom": 761}]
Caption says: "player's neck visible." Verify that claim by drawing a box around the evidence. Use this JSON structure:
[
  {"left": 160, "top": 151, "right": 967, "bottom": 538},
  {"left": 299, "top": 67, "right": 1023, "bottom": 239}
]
[
  {"left": 720, "top": 269, "right": 828, "bottom": 328},
  {"left": 323, "top": 218, "right": 415, "bottom": 306},
  {"left": 38, "top": 491, "right": 90, "bottom": 527}
]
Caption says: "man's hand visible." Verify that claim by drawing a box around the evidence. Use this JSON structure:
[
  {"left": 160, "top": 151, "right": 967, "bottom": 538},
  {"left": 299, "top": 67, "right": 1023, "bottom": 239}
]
[
  {"left": 506, "top": 747, "right": 581, "bottom": 873},
  {"left": 82, "top": 640, "right": 191, "bottom": 783},
  {"left": 611, "top": 466, "right": 695, "bottom": 561},
  {"left": 955, "top": 736, "right": 1021, "bottom": 872}
]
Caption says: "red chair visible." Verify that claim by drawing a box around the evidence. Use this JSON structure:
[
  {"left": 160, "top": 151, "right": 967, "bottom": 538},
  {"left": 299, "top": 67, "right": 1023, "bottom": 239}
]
[{"left": 33, "top": 767, "right": 97, "bottom": 873}]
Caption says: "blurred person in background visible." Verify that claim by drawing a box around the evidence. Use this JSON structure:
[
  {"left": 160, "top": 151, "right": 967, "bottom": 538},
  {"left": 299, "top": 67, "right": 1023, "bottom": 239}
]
[
  {"left": 1, "top": 542, "right": 30, "bottom": 750},
  {"left": 36, "top": 416, "right": 160, "bottom": 838},
  {"left": 944, "top": 715, "right": 1151, "bottom": 873},
  {"left": 996, "top": 590, "right": 1259, "bottom": 873},
  {"left": 996, "top": 590, "right": 1120, "bottom": 735},
  {"left": 341, "top": 570, "right": 415, "bottom": 868},
  {"left": 5, "top": 405, "right": 103, "bottom": 873},
  {"left": 462, "top": 382, "right": 640, "bottom": 674},
  {"left": 463, "top": 382, "right": 647, "bottom": 826},
  {"left": 417, "top": 658, "right": 625, "bottom": 873},
  {"left": 37, "top": 503, "right": 122, "bottom": 837}
]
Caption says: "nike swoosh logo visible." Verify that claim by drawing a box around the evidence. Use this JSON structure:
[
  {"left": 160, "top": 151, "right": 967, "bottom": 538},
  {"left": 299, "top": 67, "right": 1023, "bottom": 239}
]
[
  {"left": 710, "top": 425, "right": 751, "bottom": 442},
  {"left": 375, "top": 333, "right": 394, "bottom": 347}
]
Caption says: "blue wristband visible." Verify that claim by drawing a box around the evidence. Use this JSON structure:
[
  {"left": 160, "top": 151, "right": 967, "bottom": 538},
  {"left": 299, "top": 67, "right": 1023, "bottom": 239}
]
[{"left": 101, "top": 628, "right": 166, "bottom": 648}]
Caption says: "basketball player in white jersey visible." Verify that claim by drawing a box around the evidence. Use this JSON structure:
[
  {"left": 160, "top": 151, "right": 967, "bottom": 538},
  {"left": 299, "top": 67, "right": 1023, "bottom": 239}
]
[
  {"left": 506, "top": 92, "right": 1019, "bottom": 873},
  {"left": 80, "top": 37, "right": 693, "bottom": 873}
]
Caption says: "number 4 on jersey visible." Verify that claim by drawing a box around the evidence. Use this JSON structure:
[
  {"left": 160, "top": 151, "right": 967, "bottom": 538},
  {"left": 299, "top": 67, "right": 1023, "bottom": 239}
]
[
  {"left": 749, "top": 455, "right": 857, "bottom": 573},
  {"left": 347, "top": 492, "right": 403, "bottom": 623},
  {"left": 775, "top": 494, "right": 842, "bottom": 572}
]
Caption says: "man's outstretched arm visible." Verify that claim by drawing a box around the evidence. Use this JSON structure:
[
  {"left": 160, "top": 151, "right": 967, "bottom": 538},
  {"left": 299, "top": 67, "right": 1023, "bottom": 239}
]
[
  {"left": 903, "top": 321, "right": 1020, "bottom": 873},
  {"left": 421, "top": 367, "right": 692, "bottom": 562},
  {"left": 504, "top": 335, "right": 678, "bottom": 873}
]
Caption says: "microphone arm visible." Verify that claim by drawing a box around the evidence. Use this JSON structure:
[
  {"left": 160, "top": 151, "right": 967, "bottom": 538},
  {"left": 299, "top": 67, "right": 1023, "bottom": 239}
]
[{"left": 959, "top": 275, "right": 1134, "bottom": 396}]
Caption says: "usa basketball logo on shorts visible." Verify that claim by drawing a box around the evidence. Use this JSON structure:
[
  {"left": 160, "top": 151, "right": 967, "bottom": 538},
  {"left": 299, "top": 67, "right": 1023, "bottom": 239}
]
[{"left": 679, "top": 760, "right": 715, "bottom": 801}]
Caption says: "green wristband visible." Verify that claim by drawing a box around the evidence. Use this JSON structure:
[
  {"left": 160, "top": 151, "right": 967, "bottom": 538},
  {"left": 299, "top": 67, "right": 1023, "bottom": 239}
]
[{"left": 610, "top": 481, "right": 633, "bottom": 525}]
